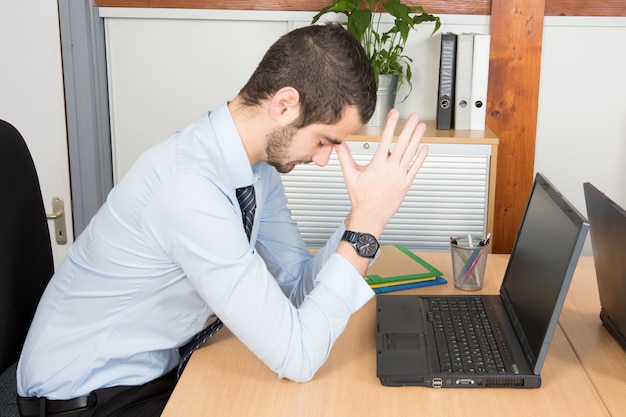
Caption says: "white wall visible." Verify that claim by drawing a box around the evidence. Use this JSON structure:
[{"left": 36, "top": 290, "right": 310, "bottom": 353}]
[{"left": 536, "top": 17, "right": 626, "bottom": 254}]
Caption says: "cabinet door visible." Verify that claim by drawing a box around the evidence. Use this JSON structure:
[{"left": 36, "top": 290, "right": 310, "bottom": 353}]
[{"left": 281, "top": 142, "right": 492, "bottom": 250}]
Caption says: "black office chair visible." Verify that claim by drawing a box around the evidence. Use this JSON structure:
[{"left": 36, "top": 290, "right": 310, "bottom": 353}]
[{"left": 0, "top": 120, "right": 55, "bottom": 416}]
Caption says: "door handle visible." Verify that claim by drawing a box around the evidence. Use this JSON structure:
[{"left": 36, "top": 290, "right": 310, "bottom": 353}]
[{"left": 46, "top": 196, "right": 67, "bottom": 245}]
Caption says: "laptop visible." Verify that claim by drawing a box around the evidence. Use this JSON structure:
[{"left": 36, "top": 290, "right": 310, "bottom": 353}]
[
  {"left": 583, "top": 182, "right": 626, "bottom": 349},
  {"left": 376, "top": 173, "right": 589, "bottom": 388}
]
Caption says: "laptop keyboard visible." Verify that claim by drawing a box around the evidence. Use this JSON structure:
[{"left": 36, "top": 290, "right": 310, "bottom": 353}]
[{"left": 426, "top": 297, "right": 509, "bottom": 374}]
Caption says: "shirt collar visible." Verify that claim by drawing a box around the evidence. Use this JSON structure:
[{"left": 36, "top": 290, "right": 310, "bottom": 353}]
[{"left": 209, "top": 102, "right": 260, "bottom": 189}]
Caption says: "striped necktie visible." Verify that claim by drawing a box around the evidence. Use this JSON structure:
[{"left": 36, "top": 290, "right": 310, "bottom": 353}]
[
  {"left": 177, "top": 185, "right": 256, "bottom": 377},
  {"left": 235, "top": 185, "right": 256, "bottom": 241}
]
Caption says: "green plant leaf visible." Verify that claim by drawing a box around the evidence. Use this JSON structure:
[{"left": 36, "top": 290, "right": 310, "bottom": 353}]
[
  {"left": 349, "top": 9, "right": 373, "bottom": 42},
  {"left": 312, "top": 0, "right": 441, "bottom": 96}
]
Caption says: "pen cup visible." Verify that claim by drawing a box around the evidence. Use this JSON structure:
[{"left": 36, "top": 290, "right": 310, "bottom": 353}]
[{"left": 450, "top": 236, "right": 490, "bottom": 291}]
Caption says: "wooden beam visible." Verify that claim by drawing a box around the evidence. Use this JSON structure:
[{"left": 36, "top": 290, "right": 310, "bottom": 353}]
[
  {"left": 545, "top": 0, "right": 626, "bottom": 16},
  {"left": 94, "top": 0, "right": 626, "bottom": 16},
  {"left": 93, "top": 0, "right": 491, "bottom": 15},
  {"left": 486, "top": 0, "right": 544, "bottom": 253}
]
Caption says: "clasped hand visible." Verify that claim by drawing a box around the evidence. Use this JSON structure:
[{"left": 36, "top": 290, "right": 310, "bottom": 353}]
[{"left": 335, "top": 109, "right": 429, "bottom": 235}]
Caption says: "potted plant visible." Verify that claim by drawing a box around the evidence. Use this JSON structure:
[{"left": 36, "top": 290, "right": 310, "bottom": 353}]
[
  {"left": 312, "top": 0, "right": 440, "bottom": 97},
  {"left": 312, "top": 0, "right": 441, "bottom": 124}
]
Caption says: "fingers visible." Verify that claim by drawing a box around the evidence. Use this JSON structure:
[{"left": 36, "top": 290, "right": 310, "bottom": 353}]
[
  {"left": 335, "top": 142, "right": 359, "bottom": 178},
  {"left": 398, "top": 117, "right": 427, "bottom": 171},
  {"left": 382, "top": 112, "right": 426, "bottom": 174},
  {"left": 372, "top": 109, "right": 401, "bottom": 162},
  {"left": 391, "top": 112, "right": 420, "bottom": 153},
  {"left": 341, "top": 110, "right": 428, "bottom": 186},
  {"left": 335, "top": 142, "right": 353, "bottom": 165},
  {"left": 407, "top": 144, "right": 429, "bottom": 179}
]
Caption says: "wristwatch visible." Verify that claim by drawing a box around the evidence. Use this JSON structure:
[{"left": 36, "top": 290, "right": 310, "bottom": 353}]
[{"left": 341, "top": 230, "right": 380, "bottom": 258}]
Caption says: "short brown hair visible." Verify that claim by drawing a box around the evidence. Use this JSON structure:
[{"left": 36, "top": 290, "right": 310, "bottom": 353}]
[{"left": 238, "top": 23, "right": 376, "bottom": 126}]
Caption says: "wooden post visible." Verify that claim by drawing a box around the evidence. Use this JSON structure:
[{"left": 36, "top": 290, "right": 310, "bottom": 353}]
[{"left": 487, "top": 0, "right": 545, "bottom": 253}]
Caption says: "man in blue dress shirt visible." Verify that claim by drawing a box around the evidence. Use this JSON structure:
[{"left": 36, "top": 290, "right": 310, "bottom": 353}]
[{"left": 16, "top": 23, "right": 429, "bottom": 416}]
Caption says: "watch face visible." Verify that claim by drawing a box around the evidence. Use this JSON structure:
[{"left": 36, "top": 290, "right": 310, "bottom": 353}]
[{"left": 357, "top": 233, "right": 379, "bottom": 257}]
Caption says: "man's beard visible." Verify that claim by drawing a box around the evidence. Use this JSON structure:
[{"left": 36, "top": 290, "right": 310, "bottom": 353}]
[{"left": 266, "top": 124, "right": 299, "bottom": 174}]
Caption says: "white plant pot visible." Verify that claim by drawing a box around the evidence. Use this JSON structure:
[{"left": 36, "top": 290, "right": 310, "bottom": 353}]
[{"left": 365, "top": 74, "right": 399, "bottom": 127}]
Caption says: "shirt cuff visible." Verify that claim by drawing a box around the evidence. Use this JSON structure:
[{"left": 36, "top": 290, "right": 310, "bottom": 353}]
[{"left": 316, "top": 253, "right": 374, "bottom": 313}]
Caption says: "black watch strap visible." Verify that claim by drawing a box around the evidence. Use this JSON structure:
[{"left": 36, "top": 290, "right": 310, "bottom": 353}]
[{"left": 341, "top": 230, "right": 380, "bottom": 258}]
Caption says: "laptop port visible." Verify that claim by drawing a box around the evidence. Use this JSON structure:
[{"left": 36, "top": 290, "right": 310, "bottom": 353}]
[
  {"left": 456, "top": 378, "right": 475, "bottom": 385},
  {"left": 432, "top": 378, "right": 443, "bottom": 388}
]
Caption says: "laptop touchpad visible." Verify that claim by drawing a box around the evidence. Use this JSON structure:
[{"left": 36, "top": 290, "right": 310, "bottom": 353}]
[{"left": 384, "top": 333, "right": 426, "bottom": 349}]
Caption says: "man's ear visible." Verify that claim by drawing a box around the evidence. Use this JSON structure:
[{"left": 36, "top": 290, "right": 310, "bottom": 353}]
[{"left": 269, "top": 87, "right": 300, "bottom": 124}]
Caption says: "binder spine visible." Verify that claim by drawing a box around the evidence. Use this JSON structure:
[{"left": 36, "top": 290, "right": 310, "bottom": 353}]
[
  {"left": 454, "top": 34, "right": 474, "bottom": 130},
  {"left": 436, "top": 33, "right": 457, "bottom": 130},
  {"left": 469, "top": 34, "right": 491, "bottom": 130}
]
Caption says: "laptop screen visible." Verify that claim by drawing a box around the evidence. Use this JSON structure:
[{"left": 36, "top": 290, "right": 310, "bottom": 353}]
[{"left": 500, "top": 174, "right": 588, "bottom": 368}]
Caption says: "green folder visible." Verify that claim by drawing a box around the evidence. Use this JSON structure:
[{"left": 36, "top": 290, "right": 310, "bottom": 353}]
[{"left": 365, "top": 245, "right": 443, "bottom": 287}]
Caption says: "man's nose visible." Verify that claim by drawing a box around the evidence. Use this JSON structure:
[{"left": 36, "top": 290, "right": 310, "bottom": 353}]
[{"left": 311, "top": 145, "right": 333, "bottom": 167}]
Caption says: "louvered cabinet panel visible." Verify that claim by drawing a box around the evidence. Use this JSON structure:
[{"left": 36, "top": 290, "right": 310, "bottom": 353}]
[{"left": 281, "top": 141, "right": 495, "bottom": 251}]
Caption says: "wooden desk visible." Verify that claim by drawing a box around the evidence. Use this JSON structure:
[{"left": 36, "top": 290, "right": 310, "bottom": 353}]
[
  {"left": 162, "top": 253, "right": 609, "bottom": 417},
  {"left": 559, "top": 256, "right": 626, "bottom": 417}
]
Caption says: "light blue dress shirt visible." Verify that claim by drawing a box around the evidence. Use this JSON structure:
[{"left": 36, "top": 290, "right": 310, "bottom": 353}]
[{"left": 17, "top": 103, "right": 374, "bottom": 399}]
